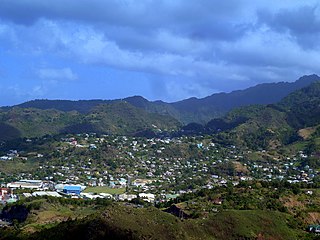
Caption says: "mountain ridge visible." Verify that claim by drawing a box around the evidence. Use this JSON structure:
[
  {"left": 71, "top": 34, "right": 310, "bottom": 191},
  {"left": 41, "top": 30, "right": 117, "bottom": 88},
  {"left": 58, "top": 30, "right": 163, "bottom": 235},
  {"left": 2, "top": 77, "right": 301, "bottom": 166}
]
[
  {"left": 7, "top": 74, "right": 320, "bottom": 124},
  {"left": 0, "top": 102, "right": 180, "bottom": 141}
]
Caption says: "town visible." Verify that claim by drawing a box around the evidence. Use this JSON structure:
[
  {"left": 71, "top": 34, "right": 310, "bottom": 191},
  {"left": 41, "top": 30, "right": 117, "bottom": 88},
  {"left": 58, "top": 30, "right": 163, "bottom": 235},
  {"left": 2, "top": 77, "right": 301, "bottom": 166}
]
[{"left": 0, "top": 133, "right": 318, "bottom": 205}]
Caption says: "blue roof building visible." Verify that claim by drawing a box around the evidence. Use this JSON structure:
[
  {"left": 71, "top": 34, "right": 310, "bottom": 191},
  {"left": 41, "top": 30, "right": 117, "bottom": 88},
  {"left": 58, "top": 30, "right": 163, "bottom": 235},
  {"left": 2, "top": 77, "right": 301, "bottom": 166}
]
[{"left": 63, "top": 185, "right": 81, "bottom": 195}]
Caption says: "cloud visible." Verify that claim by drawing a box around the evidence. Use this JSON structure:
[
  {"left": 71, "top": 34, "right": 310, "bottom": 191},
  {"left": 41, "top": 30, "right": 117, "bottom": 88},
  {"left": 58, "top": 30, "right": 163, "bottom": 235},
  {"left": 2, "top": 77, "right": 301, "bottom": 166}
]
[
  {"left": 0, "top": 0, "right": 320, "bottom": 104},
  {"left": 0, "top": 0, "right": 242, "bottom": 28},
  {"left": 6, "top": 84, "right": 46, "bottom": 100},
  {"left": 257, "top": 5, "right": 320, "bottom": 49},
  {"left": 4, "top": 19, "right": 233, "bottom": 79},
  {"left": 219, "top": 28, "right": 320, "bottom": 69},
  {"left": 36, "top": 67, "right": 77, "bottom": 81}
]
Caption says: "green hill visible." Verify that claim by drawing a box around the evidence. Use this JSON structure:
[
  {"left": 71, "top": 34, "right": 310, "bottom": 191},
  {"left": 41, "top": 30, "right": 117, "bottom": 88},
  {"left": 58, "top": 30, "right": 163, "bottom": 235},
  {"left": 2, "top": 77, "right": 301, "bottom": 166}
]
[
  {"left": 77, "top": 101, "right": 180, "bottom": 135},
  {"left": 212, "top": 81, "right": 320, "bottom": 150},
  {"left": 0, "top": 102, "right": 180, "bottom": 141},
  {"left": 171, "top": 74, "right": 320, "bottom": 123},
  {"left": 28, "top": 209, "right": 303, "bottom": 240},
  {"left": 0, "top": 108, "right": 80, "bottom": 140},
  {"left": 0, "top": 200, "right": 307, "bottom": 240}
]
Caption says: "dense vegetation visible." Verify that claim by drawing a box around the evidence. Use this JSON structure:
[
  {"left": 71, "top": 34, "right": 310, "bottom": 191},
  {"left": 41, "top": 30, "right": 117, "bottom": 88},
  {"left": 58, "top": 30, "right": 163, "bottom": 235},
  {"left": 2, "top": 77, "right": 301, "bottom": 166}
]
[
  {"left": 210, "top": 81, "right": 320, "bottom": 150},
  {"left": 0, "top": 102, "right": 180, "bottom": 141}
]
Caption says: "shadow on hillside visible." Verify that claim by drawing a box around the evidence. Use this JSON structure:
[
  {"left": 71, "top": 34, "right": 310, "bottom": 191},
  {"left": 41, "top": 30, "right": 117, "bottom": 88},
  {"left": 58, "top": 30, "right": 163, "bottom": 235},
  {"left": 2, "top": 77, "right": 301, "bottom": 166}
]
[{"left": 0, "top": 123, "right": 22, "bottom": 141}]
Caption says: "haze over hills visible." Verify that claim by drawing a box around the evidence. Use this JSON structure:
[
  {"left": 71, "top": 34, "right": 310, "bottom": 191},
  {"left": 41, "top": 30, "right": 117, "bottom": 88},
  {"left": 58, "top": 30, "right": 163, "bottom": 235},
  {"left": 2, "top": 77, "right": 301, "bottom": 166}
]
[{"left": 10, "top": 74, "right": 320, "bottom": 124}]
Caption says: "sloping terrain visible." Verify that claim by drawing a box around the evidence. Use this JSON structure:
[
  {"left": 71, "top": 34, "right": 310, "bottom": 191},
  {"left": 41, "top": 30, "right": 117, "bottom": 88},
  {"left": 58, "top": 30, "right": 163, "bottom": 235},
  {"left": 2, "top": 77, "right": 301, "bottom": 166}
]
[
  {"left": 212, "top": 81, "right": 320, "bottom": 150},
  {"left": 0, "top": 102, "right": 180, "bottom": 141},
  {"left": 0, "top": 200, "right": 307, "bottom": 240}
]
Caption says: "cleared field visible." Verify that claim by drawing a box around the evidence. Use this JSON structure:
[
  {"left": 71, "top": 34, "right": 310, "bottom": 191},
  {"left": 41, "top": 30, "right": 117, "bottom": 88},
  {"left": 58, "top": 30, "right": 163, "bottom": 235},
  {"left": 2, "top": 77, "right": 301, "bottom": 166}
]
[{"left": 83, "top": 186, "right": 126, "bottom": 194}]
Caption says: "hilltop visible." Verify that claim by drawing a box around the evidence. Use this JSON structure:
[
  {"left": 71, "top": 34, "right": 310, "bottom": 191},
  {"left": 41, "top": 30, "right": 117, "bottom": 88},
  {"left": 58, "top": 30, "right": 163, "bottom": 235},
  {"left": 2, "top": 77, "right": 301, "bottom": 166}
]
[{"left": 0, "top": 102, "right": 180, "bottom": 141}]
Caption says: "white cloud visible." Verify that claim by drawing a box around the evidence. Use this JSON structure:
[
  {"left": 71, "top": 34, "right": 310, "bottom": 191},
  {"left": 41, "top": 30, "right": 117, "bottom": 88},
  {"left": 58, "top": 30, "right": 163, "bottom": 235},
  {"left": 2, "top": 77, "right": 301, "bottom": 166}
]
[
  {"left": 36, "top": 67, "right": 77, "bottom": 81},
  {"left": 219, "top": 27, "right": 320, "bottom": 71}
]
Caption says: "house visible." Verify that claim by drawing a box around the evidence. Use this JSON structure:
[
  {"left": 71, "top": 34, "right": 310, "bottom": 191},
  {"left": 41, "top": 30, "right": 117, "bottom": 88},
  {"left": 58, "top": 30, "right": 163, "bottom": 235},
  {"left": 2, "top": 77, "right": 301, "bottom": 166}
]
[
  {"left": 118, "top": 193, "right": 137, "bottom": 201},
  {"left": 165, "top": 194, "right": 179, "bottom": 201},
  {"left": 99, "top": 193, "right": 113, "bottom": 199},
  {"left": 212, "top": 198, "right": 223, "bottom": 205},
  {"left": 80, "top": 193, "right": 104, "bottom": 199},
  {"left": 307, "top": 225, "right": 320, "bottom": 233},
  {"left": 63, "top": 185, "right": 82, "bottom": 195},
  {"left": 132, "top": 179, "right": 153, "bottom": 187},
  {"left": 32, "top": 191, "right": 61, "bottom": 198},
  {"left": 139, "top": 193, "right": 155, "bottom": 203},
  {"left": 0, "top": 188, "right": 12, "bottom": 201},
  {"left": 7, "top": 180, "right": 43, "bottom": 190},
  {"left": 0, "top": 188, "right": 9, "bottom": 200},
  {"left": 22, "top": 193, "right": 32, "bottom": 198}
]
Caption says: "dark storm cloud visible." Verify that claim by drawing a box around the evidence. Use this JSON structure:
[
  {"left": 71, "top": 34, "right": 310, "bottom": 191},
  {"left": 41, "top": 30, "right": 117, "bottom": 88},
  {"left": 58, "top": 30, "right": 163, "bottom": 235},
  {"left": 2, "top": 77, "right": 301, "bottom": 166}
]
[
  {"left": 0, "top": 0, "right": 252, "bottom": 69},
  {"left": 0, "top": 0, "right": 246, "bottom": 39},
  {"left": 0, "top": 0, "right": 320, "bottom": 104},
  {"left": 258, "top": 5, "right": 320, "bottom": 49},
  {"left": 0, "top": 0, "right": 123, "bottom": 25},
  {"left": 258, "top": 5, "right": 320, "bottom": 34},
  {"left": 0, "top": 0, "right": 239, "bottom": 24}
]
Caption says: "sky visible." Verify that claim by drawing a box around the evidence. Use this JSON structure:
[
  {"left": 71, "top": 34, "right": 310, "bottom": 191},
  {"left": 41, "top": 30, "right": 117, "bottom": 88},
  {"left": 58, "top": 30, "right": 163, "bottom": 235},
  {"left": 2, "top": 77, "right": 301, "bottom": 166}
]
[{"left": 0, "top": 0, "right": 320, "bottom": 106}]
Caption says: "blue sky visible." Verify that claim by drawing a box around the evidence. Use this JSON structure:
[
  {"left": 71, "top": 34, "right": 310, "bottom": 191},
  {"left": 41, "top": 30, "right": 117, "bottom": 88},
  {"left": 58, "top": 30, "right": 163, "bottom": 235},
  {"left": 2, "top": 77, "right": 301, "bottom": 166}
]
[{"left": 0, "top": 0, "right": 320, "bottom": 106}]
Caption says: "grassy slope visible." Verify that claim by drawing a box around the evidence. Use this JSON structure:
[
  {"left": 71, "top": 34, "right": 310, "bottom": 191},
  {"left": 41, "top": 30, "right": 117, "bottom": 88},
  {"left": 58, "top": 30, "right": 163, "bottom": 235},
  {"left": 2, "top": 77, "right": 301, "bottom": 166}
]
[
  {"left": 214, "top": 82, "right": 320, "bottom": 150},
  {"left": 0, "top": 159, "right": 39, "bottom": 175},
  {"left": 21, "top": 204, "right": 197, "bottom": 240},
  {"left": 85, "top": 102, "right": 180, "bottom": 134},
  {"left": 0, "top": 108, "right": 80, "bottom": 139},
  {"left": 0, "top": 200, "right": 308, "bottom": 240},
  {"left": 83, "top": 187, "right": 125, "bottom": 194},
  {"left": 202, "top": 210, "right": 302, "bottom": 240},
  {"left": 0, "top": 103, "right": 180, "bottom": 141}
]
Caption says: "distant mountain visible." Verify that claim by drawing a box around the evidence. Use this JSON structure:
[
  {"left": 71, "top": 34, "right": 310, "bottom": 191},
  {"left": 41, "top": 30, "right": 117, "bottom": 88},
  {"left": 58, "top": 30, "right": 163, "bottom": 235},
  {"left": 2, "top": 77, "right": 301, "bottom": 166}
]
[
  {"left": 0, "top": 102, "right": 180, "bottom": 141},
  {"left": 16, "top": 99, "right": 109, "bottom": 113},
  {"left": 10, "top": 74, "right": 320, "bottom": 124},
  {"left": 15, "top": 97, "right": 181, "bottom": 121},
  {"left": 211, "top": 81, "right": 320, "bottom": 149},
  {"left": 171, "top": 74, "right": 320, "bottom": 123}
]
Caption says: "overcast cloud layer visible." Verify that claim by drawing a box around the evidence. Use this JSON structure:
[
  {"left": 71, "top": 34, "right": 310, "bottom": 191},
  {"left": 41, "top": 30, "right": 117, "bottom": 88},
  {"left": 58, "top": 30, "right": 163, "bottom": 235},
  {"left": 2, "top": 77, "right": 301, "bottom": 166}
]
[{"left": 0, "top": 0, "right": 319, "bottom": 105}]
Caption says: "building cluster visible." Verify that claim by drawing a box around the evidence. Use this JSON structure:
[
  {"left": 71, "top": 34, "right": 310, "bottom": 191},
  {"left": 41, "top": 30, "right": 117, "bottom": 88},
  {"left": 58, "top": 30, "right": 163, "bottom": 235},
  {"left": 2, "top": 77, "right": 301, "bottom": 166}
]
[{"left": 0, "top": 133, "right": 319, "bottom": 204}]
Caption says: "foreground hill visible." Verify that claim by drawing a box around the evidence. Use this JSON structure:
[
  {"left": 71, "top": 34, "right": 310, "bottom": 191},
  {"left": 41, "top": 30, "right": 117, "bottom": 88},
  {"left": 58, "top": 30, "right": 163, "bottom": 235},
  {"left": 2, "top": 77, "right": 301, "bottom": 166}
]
[
  {"left": 28, "top": 209, "right": 302, "bottom": 240},
  {"left": 0, "top": 102, "right": 180, "bottom": 141},
  {"left": 0, "top": 199, "right": 306, "bottom": 240},
  {"left": 10, "top": 74, "right": 320, "bottom": 124}
]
